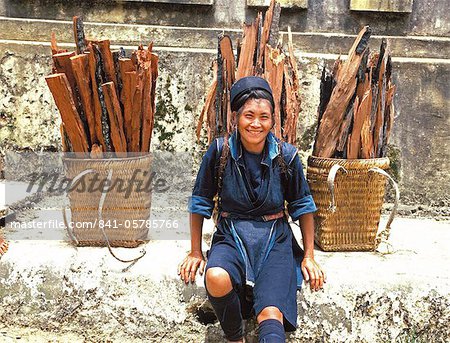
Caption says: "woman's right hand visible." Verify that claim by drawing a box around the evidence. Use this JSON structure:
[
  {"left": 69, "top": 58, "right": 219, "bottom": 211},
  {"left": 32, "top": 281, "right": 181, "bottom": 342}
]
[{"left": 178, "top": 250, "right": 206, "bottom": 284}]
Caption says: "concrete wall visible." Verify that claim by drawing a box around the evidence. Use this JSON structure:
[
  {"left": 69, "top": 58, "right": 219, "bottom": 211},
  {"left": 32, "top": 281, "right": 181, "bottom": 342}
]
[{"left": 0, "top": 0, "right": 449, "bottom": 206}]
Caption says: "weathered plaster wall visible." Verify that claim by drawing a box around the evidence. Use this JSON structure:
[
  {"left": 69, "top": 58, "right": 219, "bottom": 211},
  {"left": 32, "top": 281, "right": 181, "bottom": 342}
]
[{"left": 0, "top": 0, "right": 449, "bottom": 36}]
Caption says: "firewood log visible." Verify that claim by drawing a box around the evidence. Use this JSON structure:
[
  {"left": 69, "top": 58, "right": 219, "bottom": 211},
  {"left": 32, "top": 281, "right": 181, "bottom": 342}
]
[
  {"left": 313, "top": 26, "right": 371, "bottom": 158},
  {"left": 130, "top": 71, "right": 144, "bottom": 152},
  {"left": 141, "top": 67, "right": 153, "bottom": 152},
  {"left": 86, "top": 45, "right": 106, "bottom": 151},
  {"left": 46, "top": 73, "right": 89, "bottom": 153},
  {"left": 52, "top": 51, "right": 88, "bottom": 139},
  {"left": 236, "top": 20, "right": 259, "bottom": 80},
  {"left": 102, "top": 82, "right": 127, "bottom": 152},
  {"left": 256, "top": 0, "right": 276, "bottom": 74},
  {"left": 265, "top": 45, "right": 285, "bottom": 138},
  {"left": 70, "top": 54, "right": 97, "bottom": 146},
  {"left": 73, "top": 16, "right": 87, "bottom": 55}
]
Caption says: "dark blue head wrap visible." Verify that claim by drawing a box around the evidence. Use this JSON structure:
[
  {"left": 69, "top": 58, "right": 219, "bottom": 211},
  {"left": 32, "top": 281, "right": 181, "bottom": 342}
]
[{"left": 230, "top": 76, "right": 275, "bottom": 112}]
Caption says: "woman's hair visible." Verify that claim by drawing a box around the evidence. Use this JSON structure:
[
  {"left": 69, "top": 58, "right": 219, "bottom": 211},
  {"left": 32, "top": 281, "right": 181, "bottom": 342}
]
[{"left": 231, "top": 89, "right": 275, "bottom": 115}]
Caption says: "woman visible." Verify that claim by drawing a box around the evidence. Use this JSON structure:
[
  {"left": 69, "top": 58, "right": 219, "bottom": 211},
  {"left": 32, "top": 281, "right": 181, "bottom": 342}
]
[{"left": 178, "top": 76, "right": 326, "bottom": 342}]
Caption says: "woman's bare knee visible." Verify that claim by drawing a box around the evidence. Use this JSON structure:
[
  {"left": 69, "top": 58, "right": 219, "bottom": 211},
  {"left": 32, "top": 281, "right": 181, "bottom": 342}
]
[
  {"left": 257, "top": 306, "right": 283, "bottom": 323},
  {"left": 205, "top": 267, "right": 233, "bottom": 297}
]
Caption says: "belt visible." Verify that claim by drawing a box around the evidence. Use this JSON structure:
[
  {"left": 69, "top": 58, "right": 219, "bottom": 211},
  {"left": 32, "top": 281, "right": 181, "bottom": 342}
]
[{"left": 220, "top": 210, "right": 285, "bottom": 222}]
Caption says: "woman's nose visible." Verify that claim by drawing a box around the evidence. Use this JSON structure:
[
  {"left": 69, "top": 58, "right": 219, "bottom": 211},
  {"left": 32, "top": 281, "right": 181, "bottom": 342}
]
[{"left": 250, "top": 118, "right": 261, "bottom": 127}]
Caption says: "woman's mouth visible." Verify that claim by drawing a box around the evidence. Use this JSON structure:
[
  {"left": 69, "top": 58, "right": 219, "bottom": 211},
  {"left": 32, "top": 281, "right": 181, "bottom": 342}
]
[{"left": 246, "top": 129, "right": 262, "bottom": 136}]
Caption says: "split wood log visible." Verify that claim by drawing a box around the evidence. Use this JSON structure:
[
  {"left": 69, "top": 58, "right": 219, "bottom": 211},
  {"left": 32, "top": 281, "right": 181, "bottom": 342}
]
[
  {"left": 373, "top": 40, "right": 388, "bottom": 157},
  {"left": 219, "top": 35, "right": 235, "bottom": 134},
  {"left": 73, "top": 16, "right": 87, "bottom": 55},
  {"left": 119, "top": 58, "right": 135, "bottom": 86},
  {"left": 122, "top": 71, "right": 137, "bottom": 149},
  {"left": 360, "top": 91, "right": 374, "bottom": 159},
  {"left": 102, "top": 82, "right": 127, "bottom": 152},
  {"left": 264, "top": 45, "right": 285, "bottom": 138},
  {"left": 381, "top": 83, "right": 395, "bottom": 157},
  {"left": 346, "top": 95, "right": 362, "bottom": 159},
  {"left": 92, "top": 44, "right": 113, "bottom": 152},
  {"left": 283, "top": 27, "right": 301, "bottom": 144},
  {"left": 51, "top": 32, "right": 58, "bottom": 56},
  {"left": 150, "top": 53, "right": 159, "bottom": 131},
  {"left": 52, "top": 52, "right": 79, "bottom": 104},
  {"left": 141, "top": 67, "right": 153, "bottom": 152},
  {"left": 220, "top": 35, "right": 236, "bottom": 88},
  {"left": 336, "top": 96, "right": 355, "bottom": 157},
  {"left": 46, "top": 73, "right": 89, "bottom": 153},
  {"left": 50, "top": 32, "right": 68, "bottom": 58},
  {"left": 112, "top": 50, "right": 124, "bottom": 103},
  {"left": 70, "top": 54, "right": 97, "bottom": 145},
  {"left": 313, "top": 26, "right": 371, "bottom": 158},
  {"left": 86, "top": 45, "right": 106, "bottom": 151},
  {"left": 53, "top": 51, "right": 91, "bottom": 146},
  {"left": 197, "top": 63, "right": 218, "bottom": 141},
  {"left": 97, "top": 40, "right": 118, "bottom": 87},
  {"left": 256, "top": 0, "right": 276, "bottom": 74},
  {"left": 236, "top": 19, "right": 259, "bottom": 80},
  {"left": 283, "top": 62, "right": 297, "bottom": 144},
  {"left": 130, "top": 71, "right": 144, "bottom": 152},
  {"left": 315, "top": 67, "right": 334, "bottom": 145},
  {"left": 268, "top": 2, "right": 281, "bottom": 48}
]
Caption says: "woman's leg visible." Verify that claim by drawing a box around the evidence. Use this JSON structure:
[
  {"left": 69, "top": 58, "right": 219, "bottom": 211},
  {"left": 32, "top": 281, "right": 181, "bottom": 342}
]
[
  {"left": 206, "top": 267, "right": 244, "bottom": 342},
  {"left": 257, "top": 307, "right": 285, "bottom": 343}
]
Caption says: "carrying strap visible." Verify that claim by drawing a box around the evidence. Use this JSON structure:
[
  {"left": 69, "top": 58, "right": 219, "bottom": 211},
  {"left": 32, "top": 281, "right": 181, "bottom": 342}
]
[
  {"left": 327, "top": 164, "right": 348, "bottom": 213},
  {"left": 63, "top": 168, "right": 146, "bottom": 265},
  {"left": 369, "top": 167, "right": 400, "bottom": 249}
]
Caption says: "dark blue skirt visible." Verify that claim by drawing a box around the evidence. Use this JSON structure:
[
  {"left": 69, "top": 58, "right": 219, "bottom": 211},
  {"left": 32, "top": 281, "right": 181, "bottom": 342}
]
[{"left": 205, "top": 216, "right": 302, "bottom": 332}]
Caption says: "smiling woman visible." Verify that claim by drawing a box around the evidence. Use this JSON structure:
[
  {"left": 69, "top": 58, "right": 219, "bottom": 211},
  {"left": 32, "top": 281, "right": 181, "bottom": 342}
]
[
  {"left": 237, "top": 98, "right": 273, "bottom": 154},
  {"left": 179, "top": 76, "right": 325, "bottom": 343}
]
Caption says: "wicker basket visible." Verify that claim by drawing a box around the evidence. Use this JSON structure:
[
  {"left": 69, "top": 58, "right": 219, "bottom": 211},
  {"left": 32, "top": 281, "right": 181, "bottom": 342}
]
[
  {"left": 63, "top": 154, "right": 152, "bottom": 248},
  {"left": 307, "top": 156, "right": 399, "bottom": 251}
]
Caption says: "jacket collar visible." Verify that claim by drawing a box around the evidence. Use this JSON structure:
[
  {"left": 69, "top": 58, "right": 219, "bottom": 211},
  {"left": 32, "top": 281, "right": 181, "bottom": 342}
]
[{"left": 228, "top": 131, "right": 279, "bottom": 166}]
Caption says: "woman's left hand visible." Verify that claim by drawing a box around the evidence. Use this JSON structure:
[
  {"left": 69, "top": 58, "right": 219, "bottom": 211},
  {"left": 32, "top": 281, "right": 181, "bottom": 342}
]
[{"left": 301, "top": 257, "right": 326, "bottom": 291}]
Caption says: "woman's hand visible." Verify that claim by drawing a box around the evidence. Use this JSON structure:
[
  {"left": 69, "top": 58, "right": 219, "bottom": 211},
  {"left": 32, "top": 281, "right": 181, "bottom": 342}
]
[
  {"left": 301, "top": 257, "right": 326, "bottom": 291},
  {"left": 178, "top": 250, "right": 206, "bottom": 284}
]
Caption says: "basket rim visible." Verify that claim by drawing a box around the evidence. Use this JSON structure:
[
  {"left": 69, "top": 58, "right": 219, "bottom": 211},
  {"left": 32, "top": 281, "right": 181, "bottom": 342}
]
[
  {"left": 308, "top": 155, "right": 389, "bottom": 163},
  {"left": 63, "top": 153, "right": 152, "bottom": 163}
]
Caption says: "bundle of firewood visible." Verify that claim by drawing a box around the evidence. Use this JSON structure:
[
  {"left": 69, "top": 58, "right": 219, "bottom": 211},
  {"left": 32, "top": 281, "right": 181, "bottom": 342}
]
[
  {"left": 45, "top": 16, "right": 158, "bottom": 156},
  {"left": 313, "top": 26, "right": 396, "bottom": 159},
  {"left": 197, "top": 0, "right": 301, "bottom": 145}
]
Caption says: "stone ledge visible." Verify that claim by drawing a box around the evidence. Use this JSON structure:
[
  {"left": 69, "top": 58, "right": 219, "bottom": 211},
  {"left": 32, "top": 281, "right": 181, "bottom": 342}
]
[
  {"left": 0, "top": 217, "right": 449, "bottom": 341},
  {"left": 350, "top": 0, "right": 413, "bottom": 13},
  {"left": 0, "top": 17, "right": 449, "bottom": 59},
  {"left": 118, "top": 0, "right": 214, "bottom": 4}
]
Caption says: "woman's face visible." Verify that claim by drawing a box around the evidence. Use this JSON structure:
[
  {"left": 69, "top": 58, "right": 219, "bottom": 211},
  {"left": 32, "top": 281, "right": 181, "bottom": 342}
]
[{"left": 237, "top": 98, "right": 273, "bottom": 153}]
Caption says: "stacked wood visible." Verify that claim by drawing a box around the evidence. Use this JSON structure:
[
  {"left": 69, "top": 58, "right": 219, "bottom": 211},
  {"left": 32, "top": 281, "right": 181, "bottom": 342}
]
[
  {"left": 312, "top": 27, "right": 396, "bottom": 159},
  {"left": 198, "top": 0, "right": 302, "bottom": 144},
  {"left": 45, "top": 16, "right": 158, "bottom": 156}
]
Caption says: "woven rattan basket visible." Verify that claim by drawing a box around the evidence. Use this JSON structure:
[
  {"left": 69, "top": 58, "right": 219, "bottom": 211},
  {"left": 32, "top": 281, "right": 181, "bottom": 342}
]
[
  {"left": 63, "top": 154, "right": 152, "bottom": 248},
  {"left": 307, "top": 156, "right": 399, "bottom": 251}
]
